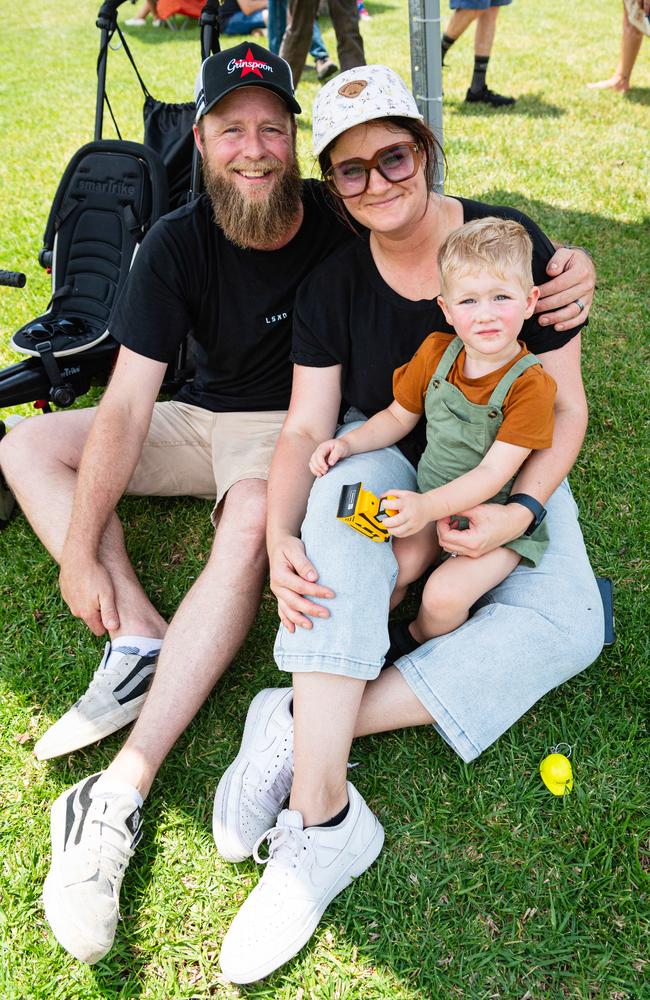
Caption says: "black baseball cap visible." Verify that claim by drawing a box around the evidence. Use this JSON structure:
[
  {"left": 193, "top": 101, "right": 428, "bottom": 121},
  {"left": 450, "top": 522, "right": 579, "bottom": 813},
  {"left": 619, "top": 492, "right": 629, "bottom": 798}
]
[{"left": 194, "top": 42, "right": 301, "bottom": 122}]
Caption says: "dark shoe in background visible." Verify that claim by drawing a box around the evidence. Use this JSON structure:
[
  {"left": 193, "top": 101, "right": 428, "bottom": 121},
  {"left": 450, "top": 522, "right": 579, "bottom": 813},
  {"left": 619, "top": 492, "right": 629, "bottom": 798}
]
[
  {"left": 465, "top": 85, "right": 516, "bottom": 107},
  {"left": 316, "top": 56, "right": 339, "bottom": 81}
]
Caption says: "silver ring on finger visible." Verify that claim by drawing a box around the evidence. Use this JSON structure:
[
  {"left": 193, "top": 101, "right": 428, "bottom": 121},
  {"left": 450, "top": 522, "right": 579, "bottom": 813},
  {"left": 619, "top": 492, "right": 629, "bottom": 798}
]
[
  {"left": 449, "top": 551, "right": 458, "bottom": 558},
  {"left": 575, "top": 298, "right": 585, "bottom": 313}
]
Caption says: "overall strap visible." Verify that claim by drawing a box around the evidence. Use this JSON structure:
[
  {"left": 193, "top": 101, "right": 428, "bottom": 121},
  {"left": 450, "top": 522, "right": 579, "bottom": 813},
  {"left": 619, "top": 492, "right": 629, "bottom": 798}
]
[
  {"left": 434, "top": 336, "right": 464, "bottom": 379},
  {"left": 488, "top": 353, "right": 540, "bottom": 409}
]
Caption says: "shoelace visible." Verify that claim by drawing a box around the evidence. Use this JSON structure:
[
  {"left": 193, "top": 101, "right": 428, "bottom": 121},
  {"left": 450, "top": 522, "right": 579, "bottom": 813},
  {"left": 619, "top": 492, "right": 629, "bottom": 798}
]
[
  {"left": 87, "top": 800, "right": 138, "bottom": 908},
  {"left": 253, "top": 823, "right": 314, "bottom": 878},
  {"left": 250, "top": 741, "right": 294, "bottom": 819},
  {"left": 77, "top": 643, "right": 141, "bottom": 703}
]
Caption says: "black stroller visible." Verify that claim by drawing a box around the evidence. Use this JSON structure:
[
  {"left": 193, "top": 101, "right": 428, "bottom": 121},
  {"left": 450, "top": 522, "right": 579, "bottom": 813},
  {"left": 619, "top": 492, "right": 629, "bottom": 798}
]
[{"left": 0, "top": 0, "right": 222, "bottom": 525}]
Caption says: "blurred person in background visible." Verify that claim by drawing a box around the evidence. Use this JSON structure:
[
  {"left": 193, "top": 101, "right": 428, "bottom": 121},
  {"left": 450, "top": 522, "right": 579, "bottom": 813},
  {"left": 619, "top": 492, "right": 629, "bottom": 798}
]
[
  {"left": 588, "top": 0, "right": 650, "bottom": 92},
  {"left": 441, "top": 0, "right": 515, "bottom": 107},
  {"left": 125, "top": 0, "right": 161, "bottom": 26},
  {"left": 269, "top": 0, "right": 338, "bottom": 82},
  {"left": 219, "top": 0, "right": 268, "bottom": 37},
  {"left": 280, "top": 0, "right": 364, "bottom": 86}
]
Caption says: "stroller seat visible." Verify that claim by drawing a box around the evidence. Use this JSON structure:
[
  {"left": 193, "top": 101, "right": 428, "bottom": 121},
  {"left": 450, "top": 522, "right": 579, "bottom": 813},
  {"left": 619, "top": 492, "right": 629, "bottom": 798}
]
[
  {"left": 0, "top": 0, "right": 221, "bottom": 416},
  {"left": 12, "top": 141, "right": 168, "bottom": 359}
]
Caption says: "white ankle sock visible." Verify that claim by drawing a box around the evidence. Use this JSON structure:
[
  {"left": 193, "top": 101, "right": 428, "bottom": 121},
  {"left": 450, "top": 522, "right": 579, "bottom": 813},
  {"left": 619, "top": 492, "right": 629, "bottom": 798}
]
[
  {"left": 104, "top": 635, "right": 163, "bottom": 669},
  {"left": 92, "top": 775, "right": 144, "bottom": 809}
]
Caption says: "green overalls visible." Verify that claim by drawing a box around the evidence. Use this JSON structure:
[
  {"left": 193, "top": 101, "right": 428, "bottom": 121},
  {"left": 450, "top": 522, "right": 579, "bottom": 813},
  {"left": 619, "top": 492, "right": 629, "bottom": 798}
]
[{"left": 416, "top": 336, "right": 549, "bottom": 567}]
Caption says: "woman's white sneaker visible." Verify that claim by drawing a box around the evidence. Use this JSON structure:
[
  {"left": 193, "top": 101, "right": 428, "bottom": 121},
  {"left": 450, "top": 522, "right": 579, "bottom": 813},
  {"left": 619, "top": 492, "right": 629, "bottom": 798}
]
[
  {"left": 219, "top": 781, "right": 384, "bottom": 984},
  {"left": 43, "top": 773, "right": 142, "bottom": 964},
  {"left": 34, "top": 642, "right": 159, "bottom": 760},
  {"left": 213, "top": 687, "right": 294, "bottom": 862}
]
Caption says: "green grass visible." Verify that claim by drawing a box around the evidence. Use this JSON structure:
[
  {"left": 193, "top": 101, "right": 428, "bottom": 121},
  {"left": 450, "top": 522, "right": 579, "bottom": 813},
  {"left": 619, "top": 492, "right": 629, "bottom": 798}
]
[{"left": 1, "top": 1, "right": 649, "bottom": 997}]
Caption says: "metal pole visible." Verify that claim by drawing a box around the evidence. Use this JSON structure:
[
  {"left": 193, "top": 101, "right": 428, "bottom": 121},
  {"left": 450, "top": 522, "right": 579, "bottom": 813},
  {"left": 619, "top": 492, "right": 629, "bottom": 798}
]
[
  {"left": 191, "top": 2, "right": 223, "bottom": 199},
  {"left": 408, "top": 0, "right": 444, "bottom": 193}
]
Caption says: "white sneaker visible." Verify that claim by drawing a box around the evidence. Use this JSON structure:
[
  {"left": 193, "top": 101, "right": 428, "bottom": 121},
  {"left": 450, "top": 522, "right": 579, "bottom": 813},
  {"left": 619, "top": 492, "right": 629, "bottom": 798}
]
[
  {"left": 219, "top": 781, "right": 384, "bottom": 984},
  {"left": 34, "top": 642, "right": 158, "bottom": 760},
  {"left": 43, "top": 773, "right": 142, "bottom": 963},
  {"left": 124, "top": 17, "right": 147, "bottom": 25},
  {"left": 213, "top": 687, "right": 293, "bottom": 862}
]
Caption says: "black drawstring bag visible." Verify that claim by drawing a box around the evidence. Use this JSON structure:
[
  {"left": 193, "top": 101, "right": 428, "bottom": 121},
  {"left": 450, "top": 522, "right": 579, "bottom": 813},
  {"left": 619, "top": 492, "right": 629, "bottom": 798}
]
[
  {"left": 143, "top": 96, "right": 197, "bottom": 211},
  {"left": 106, "top": 27, "right": 196, "bottom": 212}
]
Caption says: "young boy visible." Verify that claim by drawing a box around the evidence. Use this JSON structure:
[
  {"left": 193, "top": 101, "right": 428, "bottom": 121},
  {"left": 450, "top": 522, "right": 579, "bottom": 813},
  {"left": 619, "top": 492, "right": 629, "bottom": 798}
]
[{"left": 309, "top": 217, "right": 557, "bottom": 650}]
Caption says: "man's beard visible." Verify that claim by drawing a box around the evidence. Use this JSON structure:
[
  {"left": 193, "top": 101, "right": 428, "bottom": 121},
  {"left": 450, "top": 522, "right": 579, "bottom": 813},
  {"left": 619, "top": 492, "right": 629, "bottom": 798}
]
[{"left": 202, "top": 155, "right": 303, "bottom": 250}]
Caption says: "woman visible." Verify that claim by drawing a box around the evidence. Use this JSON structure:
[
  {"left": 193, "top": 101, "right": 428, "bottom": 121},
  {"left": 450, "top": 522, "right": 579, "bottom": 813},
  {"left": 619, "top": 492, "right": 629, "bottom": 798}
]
[{"left": 216, "top": 65, "right": 603, "bottom": 985}]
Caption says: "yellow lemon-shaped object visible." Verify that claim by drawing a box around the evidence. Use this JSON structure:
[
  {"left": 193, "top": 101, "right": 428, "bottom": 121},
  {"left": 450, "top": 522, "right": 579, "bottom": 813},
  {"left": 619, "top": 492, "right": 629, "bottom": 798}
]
[{"left": 540, "top": 753, "right": 573, "bottom": 796}]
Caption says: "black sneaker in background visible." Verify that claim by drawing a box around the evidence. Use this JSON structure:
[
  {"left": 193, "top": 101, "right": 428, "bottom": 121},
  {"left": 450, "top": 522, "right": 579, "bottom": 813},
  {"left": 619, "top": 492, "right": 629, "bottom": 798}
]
[{"left": 465, "top": 85, "right": 516, "bottom": 107}]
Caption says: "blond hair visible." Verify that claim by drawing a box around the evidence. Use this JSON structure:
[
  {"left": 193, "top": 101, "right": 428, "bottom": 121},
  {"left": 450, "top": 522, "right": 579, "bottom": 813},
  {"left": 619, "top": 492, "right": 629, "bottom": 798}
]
[{"left": 438, "top": 217, "right": 534, "bottom": 295}]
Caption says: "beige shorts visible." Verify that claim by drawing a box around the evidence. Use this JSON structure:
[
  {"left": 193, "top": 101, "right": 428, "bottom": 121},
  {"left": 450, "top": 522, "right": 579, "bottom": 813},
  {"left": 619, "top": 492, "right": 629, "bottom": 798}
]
[{"left": 126, "top": 401, "right": 287, "bottom": 525}]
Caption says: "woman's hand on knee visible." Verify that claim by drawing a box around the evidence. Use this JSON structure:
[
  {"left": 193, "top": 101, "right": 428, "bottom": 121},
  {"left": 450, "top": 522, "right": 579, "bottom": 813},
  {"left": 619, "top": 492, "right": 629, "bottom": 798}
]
[
  {"left": 269, "top": 536, "right": 335, "bottom": 632},
  {"left": 437, "top": 503, "right": 531, "bottom": 558}
]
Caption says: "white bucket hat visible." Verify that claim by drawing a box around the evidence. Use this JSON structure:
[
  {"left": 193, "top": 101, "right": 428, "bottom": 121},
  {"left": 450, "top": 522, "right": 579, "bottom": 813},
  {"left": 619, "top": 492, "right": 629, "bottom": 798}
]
[{"left": 312, "top": 64, "right": 423, "bottom": 156}]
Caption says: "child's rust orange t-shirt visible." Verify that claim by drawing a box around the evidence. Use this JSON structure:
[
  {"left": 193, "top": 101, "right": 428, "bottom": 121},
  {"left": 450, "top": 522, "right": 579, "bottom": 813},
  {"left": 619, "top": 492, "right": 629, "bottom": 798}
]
[{"left": 393, "top": 332, "right": 557, "bottom": 450}]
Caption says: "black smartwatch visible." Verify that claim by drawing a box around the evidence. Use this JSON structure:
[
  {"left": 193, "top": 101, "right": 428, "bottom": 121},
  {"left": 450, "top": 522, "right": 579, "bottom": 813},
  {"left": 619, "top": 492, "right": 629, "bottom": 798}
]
[{"left": 506, "top": 493, "right": 547, "bottom": 535}]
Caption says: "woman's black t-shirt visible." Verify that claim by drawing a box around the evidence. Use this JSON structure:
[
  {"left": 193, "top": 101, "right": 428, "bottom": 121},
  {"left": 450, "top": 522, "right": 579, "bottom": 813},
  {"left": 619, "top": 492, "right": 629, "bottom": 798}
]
[{"left": 291, "top": 198, "right": 584, "bottom": 464}]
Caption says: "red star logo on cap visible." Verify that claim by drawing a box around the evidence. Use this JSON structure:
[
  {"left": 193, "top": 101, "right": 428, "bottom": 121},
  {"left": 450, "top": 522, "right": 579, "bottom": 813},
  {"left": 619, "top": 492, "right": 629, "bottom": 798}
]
[{"left": 240, "top": 48, "right": 264, "bottom": 79}]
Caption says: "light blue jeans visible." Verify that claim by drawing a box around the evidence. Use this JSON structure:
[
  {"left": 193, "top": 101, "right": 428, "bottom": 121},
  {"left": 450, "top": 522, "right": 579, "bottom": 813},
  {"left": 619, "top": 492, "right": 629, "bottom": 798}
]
[{"left": 274, "top": 416, "right": 604, "bottom": 762}]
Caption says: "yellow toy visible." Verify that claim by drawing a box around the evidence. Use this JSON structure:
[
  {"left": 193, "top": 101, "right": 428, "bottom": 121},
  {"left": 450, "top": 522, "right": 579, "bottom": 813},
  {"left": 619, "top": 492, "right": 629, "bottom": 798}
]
[
  {"left": 540, "top": 744, "right": 574, "bottom": 796},
  {"left": 336, "top": 483, "right": 398, "bottom": 543}
]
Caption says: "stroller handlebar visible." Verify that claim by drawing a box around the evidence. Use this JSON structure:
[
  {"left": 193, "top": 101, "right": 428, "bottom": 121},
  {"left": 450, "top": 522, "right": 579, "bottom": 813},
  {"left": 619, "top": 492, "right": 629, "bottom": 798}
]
[
  {"left": 97, "top": 0, "right": 131, "bottom": 17},
  {"left": 0, "top": 271, "right": 26, "bottom": 288}
]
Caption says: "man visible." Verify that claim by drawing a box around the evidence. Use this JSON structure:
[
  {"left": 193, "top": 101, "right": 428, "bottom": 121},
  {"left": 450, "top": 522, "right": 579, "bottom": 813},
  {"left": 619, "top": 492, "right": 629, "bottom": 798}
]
[
  {"left": 0, "top": 42, "right": 348, "bottom": 965},
  {"left": 441, "top": 0, "right": 516, "bottom": 107},
  {"left": 0, "top": 42, "right": 594, "bottom": 966}
]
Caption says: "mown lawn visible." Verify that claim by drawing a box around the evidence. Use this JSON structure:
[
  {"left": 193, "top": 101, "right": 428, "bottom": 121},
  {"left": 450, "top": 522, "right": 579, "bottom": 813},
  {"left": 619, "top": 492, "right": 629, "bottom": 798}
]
[{"left": 0, "top": 1, "right": 648, "bottom": 997}]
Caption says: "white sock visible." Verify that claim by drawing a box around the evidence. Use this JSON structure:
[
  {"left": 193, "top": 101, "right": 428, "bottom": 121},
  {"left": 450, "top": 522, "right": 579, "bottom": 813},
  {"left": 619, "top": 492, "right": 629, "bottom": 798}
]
[
  {"left": 104, "top": 635, "right": 163, "bottom": 670},
  {"left": 91, "top": 775, "right": 144, "bottom": 809}
]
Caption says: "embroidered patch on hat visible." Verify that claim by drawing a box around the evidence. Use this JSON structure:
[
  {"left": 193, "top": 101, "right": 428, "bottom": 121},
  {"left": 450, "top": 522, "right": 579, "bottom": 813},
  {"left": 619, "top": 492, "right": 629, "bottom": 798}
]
[
  {"left": 338, "top": 80, "right": 368, "bottom": 98},
  {"left": 228, "top": 47, "right": 273, "bottom": 79}
]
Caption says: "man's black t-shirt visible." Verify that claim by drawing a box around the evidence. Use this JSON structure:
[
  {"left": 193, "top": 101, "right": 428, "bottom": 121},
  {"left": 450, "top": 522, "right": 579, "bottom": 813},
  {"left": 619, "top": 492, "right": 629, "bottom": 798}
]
[
  {"left": 291, "top": 198, "right": 585, "bottom": 465},
  {"left": 110, "top": 180, "right": 348, "bottom": 412}
]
